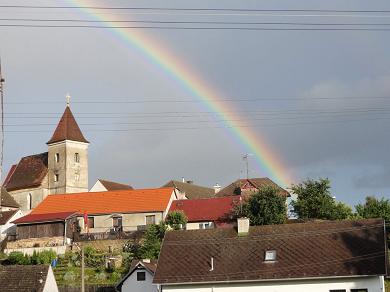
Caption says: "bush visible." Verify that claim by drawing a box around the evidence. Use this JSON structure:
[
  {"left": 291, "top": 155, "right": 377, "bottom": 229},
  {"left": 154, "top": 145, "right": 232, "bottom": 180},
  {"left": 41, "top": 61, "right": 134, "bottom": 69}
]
[
  {"left": 7, "top": 251, "right": 30, "bottom": 265},
  {"left": 83, "top": 246, "right": 104, "bottom": 269},
  {"left": 31, "top": 250, "right": 57, "bottom": 265},
  {"left": 165, "top": 210, "right": 187, "bottom": 230}
]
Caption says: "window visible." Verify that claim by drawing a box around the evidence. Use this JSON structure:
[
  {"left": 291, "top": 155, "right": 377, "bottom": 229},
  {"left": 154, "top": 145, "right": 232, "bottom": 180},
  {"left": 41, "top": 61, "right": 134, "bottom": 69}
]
[
  {"left": 351, "top": 290, "right": 368, "bottom": 292},
  {"left": 329, "top": 290, "right": 346, "bottom": 292},
  {"left": 145, "top": 215, "right": 155, "bottom": 225},
  {"left": 113, "top": 216, "right": 122, "bottom": 228},
  {"left": 54, "top": 174, "right": 59, "bottom": 182},
  {"left": 137, "top": 271, "right": 146, "bottom": 281},
  {"left": 74, "top": 153, "right": 80, "bottom": 163},
  {"left": 55, "top": 153, "right": 59, "bottom": 163},
  {"left": 87, "top": 217, "right": 94, "bottom": 229},
  {"left": 199, "top": 222, "right": 212, "bottom": 229},
  {"left": 264, "top": 250, "right": 277, "bottom": 261},
  {"left": 27, "top": 193, "right": 32, "bottom": 210}
]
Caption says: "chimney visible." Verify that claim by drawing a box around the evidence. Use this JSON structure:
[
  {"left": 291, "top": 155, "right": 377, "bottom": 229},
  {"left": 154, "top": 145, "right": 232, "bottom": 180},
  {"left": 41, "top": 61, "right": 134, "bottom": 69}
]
[
  {"left": 182, "top": 177, "right": 185, "bottom": 183},
  {"left": 213, "top": 183, "right": 221, "bottom": 194},
  {"left": 186, "top": 180, "right": 193, "bottom": 184},
  {"left": 237, "top": 217, "right": 249, "bottom": 236},
  {"left": 143, "top": 259, "right": 151, "bottom": 263}
]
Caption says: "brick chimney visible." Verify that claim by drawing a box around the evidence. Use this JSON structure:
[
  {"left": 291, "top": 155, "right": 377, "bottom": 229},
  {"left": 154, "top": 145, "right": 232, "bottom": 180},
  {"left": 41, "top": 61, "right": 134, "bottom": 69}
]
[{"left": 237, "top": 217, "right": 249, "bottom": 236}]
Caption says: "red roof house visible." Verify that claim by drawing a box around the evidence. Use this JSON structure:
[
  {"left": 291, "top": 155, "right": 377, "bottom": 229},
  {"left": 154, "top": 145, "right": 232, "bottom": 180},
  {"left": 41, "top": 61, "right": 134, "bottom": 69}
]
[{"left": 169, "top": 196, "right": 240, "bottom": 229}]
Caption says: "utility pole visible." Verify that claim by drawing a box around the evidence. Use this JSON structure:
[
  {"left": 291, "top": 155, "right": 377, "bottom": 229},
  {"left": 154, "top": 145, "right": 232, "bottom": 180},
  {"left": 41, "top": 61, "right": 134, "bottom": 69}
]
[
  {"left": 0, "top": 58, "right": 4, "bottom": 183},
  {"left": 81, "top": 245, "right": 85, "bottom": 292}
]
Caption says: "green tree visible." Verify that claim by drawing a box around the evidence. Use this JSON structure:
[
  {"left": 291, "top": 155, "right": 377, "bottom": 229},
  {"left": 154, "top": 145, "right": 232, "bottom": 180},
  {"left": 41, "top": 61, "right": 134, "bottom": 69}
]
[
  {"left": 165, "top": 210, "right": 188, "bottom": 230},
  {"left": 355, "top": 196, "right": 390, "bottom": 221},
  {"left": 291, "top": 178, "right": 352, "bottom": 220},
  {"left": 240, "top": 186, "right": 287, "bottom": 225},
  {"left": 140, "top": 223, "right": 166, "bottom": 259}
]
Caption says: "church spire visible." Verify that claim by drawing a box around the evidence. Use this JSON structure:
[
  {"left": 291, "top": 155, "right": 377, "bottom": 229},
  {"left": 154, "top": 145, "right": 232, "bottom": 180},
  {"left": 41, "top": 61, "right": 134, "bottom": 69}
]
[{"left": 47, "top": 95, "right": 88, "bottom": 144}]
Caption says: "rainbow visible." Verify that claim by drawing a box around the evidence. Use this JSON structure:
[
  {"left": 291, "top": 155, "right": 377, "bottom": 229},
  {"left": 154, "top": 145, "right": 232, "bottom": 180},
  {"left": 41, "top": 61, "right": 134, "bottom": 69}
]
[{"left": 68, "top": 1, "right": 292, "bottom": 187}]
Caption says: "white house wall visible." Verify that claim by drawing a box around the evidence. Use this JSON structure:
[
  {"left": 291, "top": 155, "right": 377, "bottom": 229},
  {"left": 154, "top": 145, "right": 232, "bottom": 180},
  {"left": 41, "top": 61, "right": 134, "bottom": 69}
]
[
  {"left": 89, "top": 180, "right": 107, "bottom": 192},
  {"left": 79, "top": 212, "right": 164, "bottom": 233},
  {"left": 121, "top": 268, "right": 159, "bottom": 292},
  {"left": 0, "top": 210, "right": 23, "bottom": 239},
  {"left": 43, "top": 266, "right": 59, "bottom": 292},
  {"left": 162, "top": 276, "right": 384, "bottom": 292}
]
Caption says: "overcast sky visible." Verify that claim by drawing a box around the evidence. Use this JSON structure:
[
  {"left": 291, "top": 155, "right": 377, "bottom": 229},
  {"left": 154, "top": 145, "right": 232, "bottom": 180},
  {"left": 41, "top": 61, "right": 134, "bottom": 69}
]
[{"left": 1, "top": 0, "right": 390, "bottom": 207}]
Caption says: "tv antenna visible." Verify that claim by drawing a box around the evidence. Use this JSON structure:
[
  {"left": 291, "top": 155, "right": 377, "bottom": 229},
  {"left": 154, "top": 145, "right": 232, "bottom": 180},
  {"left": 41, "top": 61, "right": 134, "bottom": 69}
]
[
  {"left": 242, "top": 153, "right": 253, "bottom": 179},
  {"left": 0, "top": 58, "right": 4, "bottom": 183}
]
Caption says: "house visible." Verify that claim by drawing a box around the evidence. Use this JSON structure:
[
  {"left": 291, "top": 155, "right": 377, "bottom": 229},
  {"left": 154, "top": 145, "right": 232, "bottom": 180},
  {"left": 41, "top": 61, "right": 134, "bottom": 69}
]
[
  {"left": 3, "top": 100, "right": 89, "bottom": 211},
  {"left": 162, "top": 180, "right": 215, "bottom": 199},
  {"left": 116, "top": 259, "right": 159, "bottom": 292},
  {"left": 0, "top": 264, "right": 59, "bottom": 292},
  {"left": 0, "top": 187, "right": 23, "bottom": 240},
  {"left": 169, "top": 196, "right": 239, "bottom": 229},
  {"left": 216, "top": 177, "right": 290, "bottom": 198},
  {"left": 0, "top": 209, "right": 23, "bottom": 240},
  {"left": 90, "top": 179, "right": 133, "bottom": 192},
  {"left": 154, "top": 218, "right": 389, "bottom": 292},
  {"left": 11, "top": 187, "right": 176, "bottom": 243}
]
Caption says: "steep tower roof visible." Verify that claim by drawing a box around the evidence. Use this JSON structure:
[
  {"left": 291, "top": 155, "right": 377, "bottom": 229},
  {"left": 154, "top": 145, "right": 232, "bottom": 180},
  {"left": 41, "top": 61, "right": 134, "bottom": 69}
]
[{"left": 47, "top": 106, "right": 88, "bottom": 144}]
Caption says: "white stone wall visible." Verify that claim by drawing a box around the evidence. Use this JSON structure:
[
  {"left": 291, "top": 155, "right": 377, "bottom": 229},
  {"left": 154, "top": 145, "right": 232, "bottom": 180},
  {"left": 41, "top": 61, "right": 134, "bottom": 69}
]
[
  {"left": 122, "top": 267, "right": 159, "bottom": 292},
  {"left": 161, "top": 276, "right": 385, "bottom": 292}
]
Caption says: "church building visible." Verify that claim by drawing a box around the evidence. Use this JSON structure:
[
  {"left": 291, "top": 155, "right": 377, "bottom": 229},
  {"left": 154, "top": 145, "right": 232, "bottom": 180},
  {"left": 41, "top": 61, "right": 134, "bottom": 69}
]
[{"left": 3, "top": 100, "right": 89, "bottom": 211}]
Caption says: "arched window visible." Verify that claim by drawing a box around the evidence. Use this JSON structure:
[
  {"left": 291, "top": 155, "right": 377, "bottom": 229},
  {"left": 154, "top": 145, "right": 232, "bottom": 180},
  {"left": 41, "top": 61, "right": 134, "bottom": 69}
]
[{"left": 27, "top": 193, "right": 32, "bottom": 210}]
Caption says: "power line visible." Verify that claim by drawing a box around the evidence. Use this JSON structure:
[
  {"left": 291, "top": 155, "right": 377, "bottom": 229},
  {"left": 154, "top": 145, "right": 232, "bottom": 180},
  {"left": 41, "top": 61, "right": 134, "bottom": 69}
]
[
  {"left": 4, "top": 96, "right": 390, "bottom": 104},
  {"left": 3, "top": 18, "right": 390, "bottom": 27},
  {"left": 1, "top": 5, "right": 390, "bottom": 13},
  {"left": 2, "top": 24, "right": 390, "bottom": 31}
]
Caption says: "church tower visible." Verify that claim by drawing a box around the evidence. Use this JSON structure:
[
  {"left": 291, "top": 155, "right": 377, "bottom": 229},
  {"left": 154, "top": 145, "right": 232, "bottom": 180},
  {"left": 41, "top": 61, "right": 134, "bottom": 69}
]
[{"left": 47, "top": 97, "right": 89, "bottom": 194}]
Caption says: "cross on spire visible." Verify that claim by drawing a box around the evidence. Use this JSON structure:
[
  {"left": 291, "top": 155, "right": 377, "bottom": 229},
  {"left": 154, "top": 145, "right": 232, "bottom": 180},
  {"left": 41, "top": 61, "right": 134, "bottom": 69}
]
[{"left": 66, "top": 93, "right": 71, "bottom": 107}]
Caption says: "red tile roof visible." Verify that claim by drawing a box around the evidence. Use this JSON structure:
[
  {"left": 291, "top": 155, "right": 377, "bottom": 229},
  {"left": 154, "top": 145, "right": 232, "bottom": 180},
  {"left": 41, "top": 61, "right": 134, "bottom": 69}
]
[
  {"left": 13, "top": 211, "right": 77, "bottom": 224},
  {"left": 47, "top": 106, "right": 88, "bottom": 144},
  {"left": 169, "top": 196, "right": 239, "bottom": 222},
  {"left": 30, "top": 188, "right": 174, "bottom": 215},
  {"left": 4, "top": 152, "right": 48, "bottom": 191}
]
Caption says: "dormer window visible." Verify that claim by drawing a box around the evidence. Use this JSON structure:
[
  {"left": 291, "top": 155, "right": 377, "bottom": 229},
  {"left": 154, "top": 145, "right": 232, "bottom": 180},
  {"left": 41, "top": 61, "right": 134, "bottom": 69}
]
[
  {"left": 264, "top": 250, "right": 277, "bottom": 262},
  {"left": 75, "top": 153, "right": 80, "bottom": 163},
  {"left": 55, "top": 153, "right": 59, "bottom": 163}
]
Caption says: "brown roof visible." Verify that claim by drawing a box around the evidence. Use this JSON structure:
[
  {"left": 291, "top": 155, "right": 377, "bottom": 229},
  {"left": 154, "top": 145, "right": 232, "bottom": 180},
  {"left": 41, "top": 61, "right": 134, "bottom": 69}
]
[
  {"left": 0, "top": 265, "right": 51, "bottom": 292},
  {"left": 0, "top": 187, "right": 19, "bottom": 208},
  {"left": 47, "top": 106, "right": 88, "bottom": 144},
  {"left": 4, "top": 152, "right": 48, "bottom": 192},
  {"left": 0, "top": 210, "right": 18, "bottom": 225},
  {"left": 154, "top": 219, "right": 388, "bottom": 284},
  {"left": 13, "top": 211, "right": 77, "bottom": 225},
  {"left": 163, "top": 180, "right": 215, "bottom": 199},
  {"left": 216, "top": 177, "right": 290, "bottom": 197},
  {"left": 99, "top": 179, "right": 133, "bottom": 191}
]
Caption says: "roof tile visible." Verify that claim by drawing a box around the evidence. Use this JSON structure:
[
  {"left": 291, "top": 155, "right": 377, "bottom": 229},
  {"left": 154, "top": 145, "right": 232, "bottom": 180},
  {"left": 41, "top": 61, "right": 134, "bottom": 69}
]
[
  {"left": 154, "top": 219, "right": 387, "bottom": 284},
  {"left": 47, "top": 106, "right": 88, "bottom": 144},
  {"left": 30, "top": 188, "right": 174, "bottom": 215}
]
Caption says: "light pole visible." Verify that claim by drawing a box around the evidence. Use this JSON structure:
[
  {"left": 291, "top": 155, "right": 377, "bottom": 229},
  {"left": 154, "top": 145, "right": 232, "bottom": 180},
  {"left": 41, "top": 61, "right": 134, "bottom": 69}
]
[{"left": 72, "top": 243, "right": 85, "bottom": 292}]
